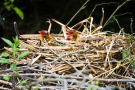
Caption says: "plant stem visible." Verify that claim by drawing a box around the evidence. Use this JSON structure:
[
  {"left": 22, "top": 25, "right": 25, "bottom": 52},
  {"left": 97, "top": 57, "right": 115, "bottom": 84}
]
[
  {"left": 102, "top": 0, "right": 131, "bottom": 30},
  {"left": 66, "top": 0, "right": 90, "bottom": 26}
]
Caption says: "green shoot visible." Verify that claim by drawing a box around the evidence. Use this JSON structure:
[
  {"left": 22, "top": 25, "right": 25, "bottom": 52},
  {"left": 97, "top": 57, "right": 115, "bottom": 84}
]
[
  {"left": 0, "top": 37, "right": 29, "bottom": 82},
  {"left": 17, "top": 79, "right": 28, "bottom": 86}
]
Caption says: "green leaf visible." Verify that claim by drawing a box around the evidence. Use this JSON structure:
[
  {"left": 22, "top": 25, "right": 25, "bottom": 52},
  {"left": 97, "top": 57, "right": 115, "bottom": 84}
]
[
  {"left": 3, "top": 75, "right": 11, "bottom": 81},
  {"left": 122, "top": 49, "right": 130, "bottom": 59},
  {"left": 122, "top": 51, "right": 127, "bottom": 59},
  {"left": 94, "top": 80, "right": 99, "bottom": 86},
  {"left": 5, "top": 5, "right": 11, "bottom": 11},
  {"left": 10, "top": 0, "right": 14, "bottom": 3},
  {"left": 1, "top": 52, "right": 10, "bottom": 57},
  {"left": 13, "top": 7, "right": 24, "bottom": 20},
  {"left": 3, "top": 2, "right": 11, "bottom": 11},
  {"left": 127, "top": 57, "right": 133, "bottom": 61},
  {"left": 117, "top": 62, "right": 121, "bottom": 65},
  {"left": 18, "top": 79, "right": 28, "bottom": 86},
  {"left": 10, "top": 64, "right": 16, "bottom": 71},
  {"left": 0, "top": 58, "right": 11, "bottom": 64},
  {"left": 132, "top": 62, "right": 135, "bottom": 69},
  {"left": 2, "top": 38, "right": 13, "bottom": 47},
  {"left": 12, "top": 44, "right": 19, "bottom": 53},
  {"left": 17, "top": 51, "right": 29, "bottom": 59},
  {"left": 87, "top": 87, "right": 96, "bottom": 90},
  {"left": 13, "top": 37, "right": 19, "bottom": 47}
]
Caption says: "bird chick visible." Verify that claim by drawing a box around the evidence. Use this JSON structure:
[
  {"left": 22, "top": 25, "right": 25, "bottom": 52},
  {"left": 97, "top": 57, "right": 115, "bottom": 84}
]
[
  {"left": 66, "top": 36, "right": 74, "bottom": 40},
  {"left": 66, "top": 29, "right": 78, "bottom": 41},
  {"left": 39, "top": 30, "right": 53, "bottom": 45}
]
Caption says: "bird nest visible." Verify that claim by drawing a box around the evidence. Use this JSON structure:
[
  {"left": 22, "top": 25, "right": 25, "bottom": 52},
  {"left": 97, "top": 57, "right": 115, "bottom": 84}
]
[{"left": 1, "top": 17, "right": 135, "bottom": 90}]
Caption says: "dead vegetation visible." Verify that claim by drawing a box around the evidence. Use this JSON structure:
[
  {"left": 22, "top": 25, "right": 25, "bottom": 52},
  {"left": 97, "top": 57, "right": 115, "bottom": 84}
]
[{"left": 0, "top": 0, "right": 135, "bottom": 90}]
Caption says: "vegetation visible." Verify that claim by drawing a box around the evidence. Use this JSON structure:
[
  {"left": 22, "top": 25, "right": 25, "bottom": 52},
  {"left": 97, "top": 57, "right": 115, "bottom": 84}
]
[
  {"left": 0, "top": 0, "right": 135, "bottom": 90},
  {"left": 0, "top": 37, "right": 28, "bottom": 87}
]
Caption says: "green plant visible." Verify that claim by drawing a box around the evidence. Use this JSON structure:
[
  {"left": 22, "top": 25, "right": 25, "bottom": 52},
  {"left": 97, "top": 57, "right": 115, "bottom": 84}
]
[
  {"left": 122, "top": 48, "right": 132, "bottom": 61},
  {"left": 122, "top": 48, "right": 135, "bottom": 70},
  {"left": 86, "top": 81, "right": 100, "bottom": 90},
  {"left": 0, "top": 37, "right": 28, "bottom": 80},
  {"left": 17, "top": 79, "right": 28, "bottom": 86},
  {"left": 3, "top": 0, "right": 24, "bottom": 20}
]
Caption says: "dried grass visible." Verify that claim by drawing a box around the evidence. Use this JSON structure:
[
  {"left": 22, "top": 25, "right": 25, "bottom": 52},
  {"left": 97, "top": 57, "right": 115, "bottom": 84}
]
[
  {"left": 1, "top": 16, "right": 135, "bottom": 90},
  {"left": 0, "top": 0, "right": 134, "bottom": 89}
]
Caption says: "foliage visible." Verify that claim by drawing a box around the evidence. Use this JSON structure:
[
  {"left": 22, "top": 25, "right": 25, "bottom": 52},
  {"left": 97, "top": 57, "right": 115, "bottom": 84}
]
[
  {"left": 87, "top": 81, "right": 100, "bottom": 90},
  {"left": 3, "top": 75, "right": 11, "bottom": 81},
  {"left": 122, "top": 48, "right": 135, "bottom": 69},
  {"left": 17, "top": 79, "right": 28, "bottom": 86},
  {"left": 122, "top": 48, "right": 131, "bottom": 60},
  {"left": 132, "top": 61, "right": 135, "bottom": 69},
  {"left": 3, "top": 0, "right": 24, "bottom": 19},
  {"left": 0, "top": 37, "right": 29, "bottom": 83}
]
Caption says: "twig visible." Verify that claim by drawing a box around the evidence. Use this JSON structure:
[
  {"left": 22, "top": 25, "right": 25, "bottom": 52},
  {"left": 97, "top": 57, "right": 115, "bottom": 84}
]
[
  {"left": 113, "top": 16, "right": 121, "bottom": 29},
  {"left": 91, "top": 26, "right": 102, "bottom": 34},
  {"left": 14, "top": 22, "right": 20, "bottom": 39},
  {"left": 88, "top": 2, "right": 118, "bottom": 17},
  {"left": 89, "top": 17, "right": 93, "bottom": 33},
  {"left": 100, "top": 8, "right": 104, "bottom": 26},
  {"left": 104, "top": 36, "right": 116, "bottom": 69},
  {"left": 52, "top": 18, "right": 70, "bottom": 38},
  {"left": 113, "top": 12, "right": 131, "bottom": 17},
  {"left": 26, "top": 78, "right": 66, "bottom": 90},
  {"left": 25, "top": 76, "right": 134, "bottom": 90},
  {"left": 48, "top": 47, "right": 91, "bottom": 64},
  {"left": 2, "top": 72, "right": 133, "bottom": 80},
  {"left": 66, "top": 0, "right": 90, "bottom": 26},
  {"left": 71, "top": 17, "right": 92, "bottom": 29},
  {"left": 102, "top": 0, "right": 131, "bottom": 30},
  {"left": 27, "top": 52, "right": 36, "bottom": 67},
  {"left": 26, "top": 77, "right": 106, "bottom": 90},
  {"left": 85, "top": 60, "right": 133, "bottom": 85},
  {"left": 0, "top": 80, "right": 12, "bottom": 86},
  {"left": 0, "top": 87, "right": 11, "bottom": 90},
  {"left": 43, "top": 38, "right": 80, "bottom": 73},
  {"left": 95, "top": 60, "right": 132, "bottom": 79},
  {"left": 130, "top": 18, "right": 133, "bottom": 35},
  {"left": 46, "top": 18, "right": 52, "bottom": 34}
]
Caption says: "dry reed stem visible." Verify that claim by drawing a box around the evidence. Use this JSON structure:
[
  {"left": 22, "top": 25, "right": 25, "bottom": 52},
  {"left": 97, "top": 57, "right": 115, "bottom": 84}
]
[{"left": 46, "top": 18, "right": 52, "bottom": 34}]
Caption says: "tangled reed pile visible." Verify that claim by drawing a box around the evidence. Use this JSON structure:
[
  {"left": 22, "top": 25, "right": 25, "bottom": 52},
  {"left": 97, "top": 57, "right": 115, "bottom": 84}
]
[{"left": 1, "top": 16, "right": 135, "bottom": 90}]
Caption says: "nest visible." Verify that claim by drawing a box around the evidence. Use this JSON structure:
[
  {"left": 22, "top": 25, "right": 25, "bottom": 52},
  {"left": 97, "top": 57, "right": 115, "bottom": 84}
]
[{"left": 1, "top": 17, "right": 135, "bottom": 90}]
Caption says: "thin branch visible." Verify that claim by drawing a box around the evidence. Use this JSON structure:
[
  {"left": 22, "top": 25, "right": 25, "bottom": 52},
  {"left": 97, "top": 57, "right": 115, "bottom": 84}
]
[
  {"left": 88, "top": 2, "right": 118, "bottom": 17},
  {"left": 102, "top": 0, "right": 131, "bottom": 30},
  {"left": 86, "top": 2, "right": 118, "bottom": 27},
  {"left": 100, "top": 8, "right": 104, "bottom": 26},
  {"left": 113, "top": 17, "right": 121, "bottom": 29},
  {"left": 14, "top": 22, "right": 20, "bottom": 39},
  {"left": 48, "top": 47, "right": 91, "bottom": 64},
  {"left": 43, "top": 38, "right": 80, "bottom": 73},
  {"left": 130, "top": 18, "right": 133, "bottom": 35},
  {"left": 66, "top": 0, "right": 90, "bottom": 26},
  {"left": 46, "top": 18, "right": 52, "bottom": 34}
]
